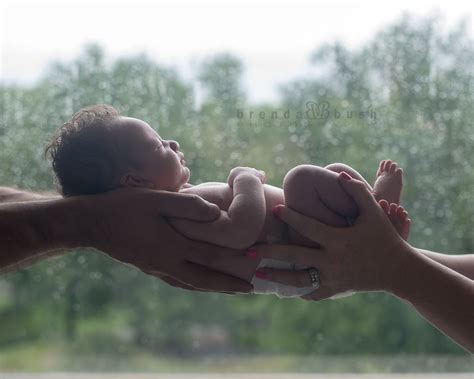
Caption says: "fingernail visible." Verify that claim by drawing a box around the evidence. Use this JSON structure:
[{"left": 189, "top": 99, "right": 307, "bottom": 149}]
[
  {"left": 340, "top": 171, "right": 352, "bottom": 181},
  {"left": 271, "top": 205, "right": 282, "bottom": 217},
  {"left": 246, "top": 249, "right": 257, "bottom": 258},
  {"left": 255, "top": 270, "right": 267, "bottom": 280}
]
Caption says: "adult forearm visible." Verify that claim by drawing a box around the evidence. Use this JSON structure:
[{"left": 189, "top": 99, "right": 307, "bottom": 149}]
[
  {"left": 418, "top": 248, "right": 474, "bottom": 280},
  {"left": 0, "top": 186, "right": 59, "bottom": 203},
  {"left": 391, "top": 244, "right": 474, "bottom": 352},
  {"left": 0, "top": 195, "right": 89, "bottom": 273}
]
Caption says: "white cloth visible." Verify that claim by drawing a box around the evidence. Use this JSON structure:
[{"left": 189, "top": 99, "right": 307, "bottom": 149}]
[{"left": 251, "top": 258, "right": 315, "bottom": 298}]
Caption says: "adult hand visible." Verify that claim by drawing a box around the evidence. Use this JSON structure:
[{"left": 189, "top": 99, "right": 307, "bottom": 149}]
[
  {"left": 250, "top": 173, "right": 408, "bottom": 300},
  {"left": 84, "top": 188, "right": 253, "bottom": 294}
]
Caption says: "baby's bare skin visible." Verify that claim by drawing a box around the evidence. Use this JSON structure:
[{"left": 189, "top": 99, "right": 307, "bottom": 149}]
[
  {"left": 180, "top": 183, "right": 287, "bottom": 282},
  {"left": 109, "top": 117, "right": 408, "bottom": 287},
  {"left": 182, "top": 183, "right": 287, "bottom": 244},
  {"left": 47, "top": 111, "right": 410, "bottom": 297},
  {"left": 176, "top": 160, "right": 408, "bottom": 285}
]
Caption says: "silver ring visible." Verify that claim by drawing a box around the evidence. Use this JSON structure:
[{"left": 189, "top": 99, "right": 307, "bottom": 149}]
[{"left": 308, "top": 268, "right": 321, "bottom": 289}]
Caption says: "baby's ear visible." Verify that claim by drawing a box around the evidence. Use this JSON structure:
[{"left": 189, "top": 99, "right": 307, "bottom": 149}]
[{"left": 120, "top": 173, "right": 154, "bottom": 189}]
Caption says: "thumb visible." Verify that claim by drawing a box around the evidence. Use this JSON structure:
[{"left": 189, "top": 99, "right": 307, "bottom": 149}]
[
  {"left": 337, "top": 172, "right": 379, "bottom": 213},
  {"left": 196, "top": 199, "right": 221, "bottom": 221},
  {"left": 166, "top": 193, "right": 221, "bottom": 221}
]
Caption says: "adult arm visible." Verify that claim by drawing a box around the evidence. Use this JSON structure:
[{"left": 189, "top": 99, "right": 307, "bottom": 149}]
[
  {"left": 0, "top": 186, "right": 252, "bottom": 294},
  {"left": 250, "top": 174, "right": 474, "bottom": 352},
  {"left": 170, "top": 167, "right": 266, "bottom": 249},
  {"left": 0, "top": 186, "right": 58, "bottom": 202},
  {"left": 0, "top": 186, "right": 66, "bottom": 272},
  {"left": 419, "top": 249, "right": 474, "bottom": 280}
]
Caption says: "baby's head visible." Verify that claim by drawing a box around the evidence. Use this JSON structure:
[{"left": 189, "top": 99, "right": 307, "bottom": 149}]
[{"left": 46, "top": 104, "right": 189, "bottom": 196}]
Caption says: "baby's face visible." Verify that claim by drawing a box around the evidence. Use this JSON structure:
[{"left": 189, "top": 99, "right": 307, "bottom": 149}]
[{"left": 115, "top": 116, "right": 190, "bottom": 191}]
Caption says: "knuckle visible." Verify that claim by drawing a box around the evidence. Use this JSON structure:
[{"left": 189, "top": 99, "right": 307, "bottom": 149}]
[{"left": 188, "top": 194, "right": 201, "bottom": 203}]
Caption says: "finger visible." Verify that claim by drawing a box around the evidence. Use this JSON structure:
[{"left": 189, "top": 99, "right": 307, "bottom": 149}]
[
  {"left": 153, "top": 272, "right": 237, "bottom": 295},
  {"left": 301, "top": 286, "right": 336, "bottom": 301},
  {"left": 251, "top": 244, "right": 328, "bottom": 268},
  {"left": 155, "top": 191, "right": 221, "bottom": 221},
  {"left": 256, "top": 268, "right": 314, "bottom": 288},
  {"left": 184, "top": 242, "right": 247, "bottom": 267},
  {"left": 144, "top": 270, "right": 209, "bottom": 292},
  {"left": 174, "top": 262, "right": 253, "bottom": 294},
  {"left": 275, "top": 205, "right": 338, "bottom": 246},
  {"left": 337, "top": 174, "right": 380, "bottom": 214}
]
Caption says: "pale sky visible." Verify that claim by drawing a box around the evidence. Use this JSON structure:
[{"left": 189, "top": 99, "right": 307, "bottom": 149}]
[{"left": 0, "top": 0, "right": 471, "bottom": 103}]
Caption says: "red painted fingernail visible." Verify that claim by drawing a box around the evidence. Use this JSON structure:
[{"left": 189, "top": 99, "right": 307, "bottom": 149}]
[
  {"left": 340, "top": 171, "right": 352, "bottom": 181},
  {"left": 272, "top": 205, "right": 282, "bottom": 217},
  {"left": 246, "top": 249, "right": 257, "bottom": 258},
  {"left": 255, "top": 270, "right": 267, "bottom": 279}
]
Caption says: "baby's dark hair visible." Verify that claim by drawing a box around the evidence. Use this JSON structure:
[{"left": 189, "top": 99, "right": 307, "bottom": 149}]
[{"left": 45, "top": 104, "right": 124, "bottom": 197}]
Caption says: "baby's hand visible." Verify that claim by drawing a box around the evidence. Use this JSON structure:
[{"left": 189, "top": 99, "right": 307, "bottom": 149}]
[{"left": 227, "top": 167, "right": 266, "bottom": 187}]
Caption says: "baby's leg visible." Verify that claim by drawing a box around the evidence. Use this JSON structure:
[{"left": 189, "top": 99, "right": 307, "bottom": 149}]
[{"left": 283, "top": 164, "right": 371, "bottom": 247}]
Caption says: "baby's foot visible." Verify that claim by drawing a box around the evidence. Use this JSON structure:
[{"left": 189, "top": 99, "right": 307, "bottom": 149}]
[
  {"left": 373, "top": 159, "right": 403, "bottom": 204},
  {"left": 379, "top": 200, "right": 411, "bottom": 240}
]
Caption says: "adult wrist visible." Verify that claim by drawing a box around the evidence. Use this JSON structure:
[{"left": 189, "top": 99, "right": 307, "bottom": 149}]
[{"left": 381, "top": 240, "right": 420, "bottom": 298}]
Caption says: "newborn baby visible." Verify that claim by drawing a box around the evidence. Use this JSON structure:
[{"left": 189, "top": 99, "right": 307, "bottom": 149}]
[{"left": 47, "top": 104, "right": 410, "bottom": 297}]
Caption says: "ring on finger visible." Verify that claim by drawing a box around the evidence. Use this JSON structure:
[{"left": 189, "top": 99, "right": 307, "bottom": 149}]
[{"left": 308, "top": 267, "right": 321, "bottom": 289}]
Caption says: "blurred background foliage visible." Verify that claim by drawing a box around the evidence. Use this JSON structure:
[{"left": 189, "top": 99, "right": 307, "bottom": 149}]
[{"left": 0, "top": 14, "right": 473, "bottom": 367}]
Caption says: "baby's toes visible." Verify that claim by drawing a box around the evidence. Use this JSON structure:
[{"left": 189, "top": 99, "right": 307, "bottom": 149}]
[
  {"left": 378, "top": 199, "right": 389, "bottom": 212},
  {"left": 389, "top": 202, "right": 398, "bottom": 215},
  {"left": 401, "top": 210, "right": 408, "bottom": 221},
  {"left": 396, "top": 205, "right": 408, "bottom": 219},
  {"left": 376, "top": 160, "right": 385, "bottom": 176},
  {"left": 389, "top": 162, "right": 398, "bottom": 173},
  {"left": 401, "top": 218, "right": 411, "bottom": 240},
  {"left": 383, "top": 160, "right": 392, "bottom": 172}
]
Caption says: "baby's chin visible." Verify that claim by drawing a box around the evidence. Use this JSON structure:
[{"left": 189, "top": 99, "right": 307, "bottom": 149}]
[{"left": 182, "top": 166, "right": 191, "bottom": 185}]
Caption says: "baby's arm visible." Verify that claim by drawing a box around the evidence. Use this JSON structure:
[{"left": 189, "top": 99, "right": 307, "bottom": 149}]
[{"left": 169, "top": 167, "right": 266, "bottom": 249}]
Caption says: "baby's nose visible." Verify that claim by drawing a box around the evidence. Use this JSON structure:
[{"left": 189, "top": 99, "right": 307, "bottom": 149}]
[{"left": 168, "top": 140, "right": 179, "bottom": 151}]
